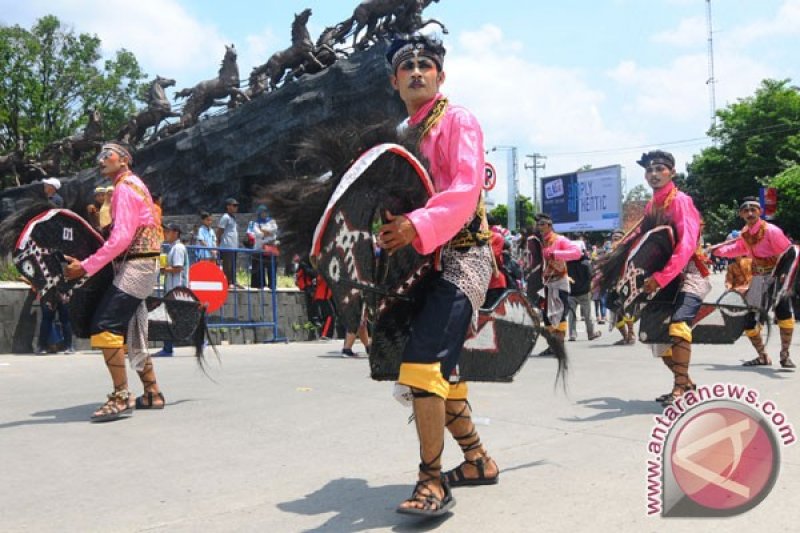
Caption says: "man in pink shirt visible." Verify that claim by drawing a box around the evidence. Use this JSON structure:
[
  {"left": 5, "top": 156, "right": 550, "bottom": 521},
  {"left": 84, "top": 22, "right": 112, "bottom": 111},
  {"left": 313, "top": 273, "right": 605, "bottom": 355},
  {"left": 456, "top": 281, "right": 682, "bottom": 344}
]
[
  {"left": 535, "top": 213, "right": 582, "bottom": 355},
  {"left": 712, "top": 196, "right": 795, "bottom": 369},
  {"left": 639, "top": 150, "right": 710, "bottom": 406},
  {"left": 377, "top": 34, "right": 496, "bottom": 517},
  {"left": 65, "top": 142, "right": 165, "bottom": 422}
]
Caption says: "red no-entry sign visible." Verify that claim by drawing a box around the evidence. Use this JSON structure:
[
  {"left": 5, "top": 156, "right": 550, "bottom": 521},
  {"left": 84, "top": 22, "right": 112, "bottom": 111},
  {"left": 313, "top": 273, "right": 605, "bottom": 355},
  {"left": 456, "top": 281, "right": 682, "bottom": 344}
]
[{"left": 188, "top": 261, "right": 228, "bottom": 313}]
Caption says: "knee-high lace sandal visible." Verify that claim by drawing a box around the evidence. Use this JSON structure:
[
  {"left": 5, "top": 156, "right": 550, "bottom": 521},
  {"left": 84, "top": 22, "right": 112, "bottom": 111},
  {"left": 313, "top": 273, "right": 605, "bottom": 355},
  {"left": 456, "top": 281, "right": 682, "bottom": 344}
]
[
  {"left": 661, "top": 339, "right": 694, "bottom": 407},
  {"left": 442, "top": 400, "right": 499, "bottom": 487},
  {"left": 135, "top": 359, "right": 166, "bottom": 409},
  {"left": 91, "top": 389, "right": 133, "bottom": 423},
  {"left": 397, "top": 391, "right": 455, "bottom": 517}
]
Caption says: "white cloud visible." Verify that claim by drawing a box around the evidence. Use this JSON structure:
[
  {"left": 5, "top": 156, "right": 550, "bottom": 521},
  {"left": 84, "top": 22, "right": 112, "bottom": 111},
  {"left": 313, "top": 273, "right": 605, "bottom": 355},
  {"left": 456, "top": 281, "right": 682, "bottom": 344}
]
[
  {"left": 652, "top": 16, "right": 706, "bottom": 47},
  {"left": 445, "top": 25, "right": 646, "bottom": 205},
  {"left": 727, "top": 0, "right": 800, "bottom": 48}
]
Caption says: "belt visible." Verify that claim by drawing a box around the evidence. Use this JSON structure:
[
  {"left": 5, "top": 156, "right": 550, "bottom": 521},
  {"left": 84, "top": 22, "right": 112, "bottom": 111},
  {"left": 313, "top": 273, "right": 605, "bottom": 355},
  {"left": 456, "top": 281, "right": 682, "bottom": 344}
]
[{"left": 117, "top": 252, "right": 160, "bottom": 262}]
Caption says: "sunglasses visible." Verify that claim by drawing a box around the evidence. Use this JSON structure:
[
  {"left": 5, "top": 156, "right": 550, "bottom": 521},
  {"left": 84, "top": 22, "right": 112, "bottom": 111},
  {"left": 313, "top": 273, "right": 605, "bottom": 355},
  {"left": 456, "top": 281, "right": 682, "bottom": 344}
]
[{"left": 96, "top": 150, "right": 116, "bottom": 162}]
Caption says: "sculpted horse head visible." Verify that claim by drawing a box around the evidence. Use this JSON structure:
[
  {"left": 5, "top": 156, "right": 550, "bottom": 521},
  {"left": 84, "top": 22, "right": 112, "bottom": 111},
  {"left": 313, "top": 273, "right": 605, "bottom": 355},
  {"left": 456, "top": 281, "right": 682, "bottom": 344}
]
[{"left": 148, "top": 75, "right": 176, "bottom": 108}]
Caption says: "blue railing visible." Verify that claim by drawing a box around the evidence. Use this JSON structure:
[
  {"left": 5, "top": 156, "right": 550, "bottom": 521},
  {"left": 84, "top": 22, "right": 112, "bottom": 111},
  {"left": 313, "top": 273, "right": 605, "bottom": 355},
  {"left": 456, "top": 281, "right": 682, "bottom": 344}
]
[{"left": 157, "top": 244, "right": 286, "bottom": 343}]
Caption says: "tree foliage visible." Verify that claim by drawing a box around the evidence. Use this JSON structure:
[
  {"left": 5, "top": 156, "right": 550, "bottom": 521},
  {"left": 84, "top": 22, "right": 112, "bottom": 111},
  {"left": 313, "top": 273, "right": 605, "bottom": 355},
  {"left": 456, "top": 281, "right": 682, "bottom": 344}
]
[
  {"left": 686, "top": 79, "right": 800, "bottom": 238},
  {"left": 0, "top": 15, "right": 147, "bottom": 163},
  {"left": 771, "top": 165, "right": 800, "bottom": 239}
]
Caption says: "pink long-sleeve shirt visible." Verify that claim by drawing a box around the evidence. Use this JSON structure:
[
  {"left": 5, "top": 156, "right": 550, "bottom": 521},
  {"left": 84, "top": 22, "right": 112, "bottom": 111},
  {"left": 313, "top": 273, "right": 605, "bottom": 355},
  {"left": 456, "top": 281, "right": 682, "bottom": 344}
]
[
  {"left": 82, "top": 171, "right": 157, "bottom": 276},
  {"left": 405, "top": 94, "right": 485, "bottom": 255},
  {"left": 645, "top": 181, "right": 702, "bottom": 288},
  {"left": 541, "top": 232, "right": 582, "bottom": 281},
  {"left": 713, "top": 220, "right": 791, "bottom": 261}
]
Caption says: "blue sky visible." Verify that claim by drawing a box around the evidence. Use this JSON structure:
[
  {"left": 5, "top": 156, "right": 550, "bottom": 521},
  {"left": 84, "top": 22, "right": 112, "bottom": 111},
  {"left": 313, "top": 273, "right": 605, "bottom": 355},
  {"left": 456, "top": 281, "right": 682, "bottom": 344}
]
[{"left": 4, "top": 1, "right": 799, "bottom": 207}]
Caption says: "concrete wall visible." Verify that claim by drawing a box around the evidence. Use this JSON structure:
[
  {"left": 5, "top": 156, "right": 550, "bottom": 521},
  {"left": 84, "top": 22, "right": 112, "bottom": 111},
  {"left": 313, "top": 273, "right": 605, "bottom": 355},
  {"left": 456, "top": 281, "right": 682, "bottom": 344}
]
[{"left": 0, "top": 282, "right": 313, "bottom": 354}]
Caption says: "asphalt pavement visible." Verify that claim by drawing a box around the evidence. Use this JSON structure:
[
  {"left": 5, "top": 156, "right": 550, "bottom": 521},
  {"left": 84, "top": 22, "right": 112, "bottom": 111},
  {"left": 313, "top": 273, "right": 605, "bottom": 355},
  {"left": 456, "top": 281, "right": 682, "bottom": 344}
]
[{"left": 1, "top": 272, "right": 799, "bottom": 532}]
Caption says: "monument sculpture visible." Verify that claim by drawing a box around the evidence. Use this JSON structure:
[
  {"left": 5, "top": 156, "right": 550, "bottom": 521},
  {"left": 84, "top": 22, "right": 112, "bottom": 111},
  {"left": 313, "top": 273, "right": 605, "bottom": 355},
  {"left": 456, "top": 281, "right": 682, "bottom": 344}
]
[
  {"left": 249, "top": 9, "right": 324, "bottom": 93},
  {"left": 0, "top": 1, "right": 447, "bottom": 214},
  {"left": 117, "top": 76, "right": 180, "bottom": 145},
  {"left": 156, "top": 44, "right": 247, "bottom": 139}
]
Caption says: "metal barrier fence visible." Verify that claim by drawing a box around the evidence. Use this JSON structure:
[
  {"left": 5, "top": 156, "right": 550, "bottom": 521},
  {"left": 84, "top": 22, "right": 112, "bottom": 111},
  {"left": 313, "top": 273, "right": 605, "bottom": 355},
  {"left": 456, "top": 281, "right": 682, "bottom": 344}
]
[{"left": 157, "top": 244, "right": 286, "bottom": 342}]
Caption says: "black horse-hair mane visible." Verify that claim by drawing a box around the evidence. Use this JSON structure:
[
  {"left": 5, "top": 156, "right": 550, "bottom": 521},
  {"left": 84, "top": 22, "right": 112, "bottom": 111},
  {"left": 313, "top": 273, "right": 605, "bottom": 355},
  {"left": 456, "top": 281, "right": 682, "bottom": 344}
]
[
  {"left": 257, "top": 118, "right": 424, "bottom": 260},
  {"left": 594, "top": 210, "right": 673, "bottom": 296},
  {"left": 0, "top": 200, "right": 53, "bottom": 255}
]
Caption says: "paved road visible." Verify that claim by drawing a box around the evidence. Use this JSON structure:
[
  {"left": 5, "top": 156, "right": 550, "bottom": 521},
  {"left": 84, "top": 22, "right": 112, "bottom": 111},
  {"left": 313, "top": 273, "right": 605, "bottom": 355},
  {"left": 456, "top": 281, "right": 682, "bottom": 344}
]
[{"left": 2, "top": 273, "right": 799, "bottom": 532}]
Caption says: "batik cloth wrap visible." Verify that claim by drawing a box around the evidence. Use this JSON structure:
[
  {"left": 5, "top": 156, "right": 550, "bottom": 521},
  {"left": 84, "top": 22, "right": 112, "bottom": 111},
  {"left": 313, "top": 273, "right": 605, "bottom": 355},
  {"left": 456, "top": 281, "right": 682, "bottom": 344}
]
[
  {"left": 114, "top": 258, "right": 159, "bottom": 371},
  {"left": 441, "top": 245, "right": 493, "bottom": 324}
]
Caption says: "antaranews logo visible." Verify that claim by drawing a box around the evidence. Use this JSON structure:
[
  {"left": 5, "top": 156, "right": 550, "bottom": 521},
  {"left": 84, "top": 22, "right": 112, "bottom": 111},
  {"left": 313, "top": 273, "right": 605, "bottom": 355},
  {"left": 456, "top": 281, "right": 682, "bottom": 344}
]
[{"left": 645, "top": 383, "right": 796, "bottom": 517}]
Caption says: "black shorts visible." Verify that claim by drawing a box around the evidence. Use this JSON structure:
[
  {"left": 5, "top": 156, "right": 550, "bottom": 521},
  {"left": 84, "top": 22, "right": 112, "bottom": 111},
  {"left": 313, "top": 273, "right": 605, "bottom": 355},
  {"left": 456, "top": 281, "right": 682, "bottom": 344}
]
[
  {"left": 671, "top": 292, "right": 703, "bottom": 324},
  {"left": 402, "top": 275, "right": 473, "bottom": 379},
  {"left": 90, "top": 284, "right": 144, "bottom": 337}
]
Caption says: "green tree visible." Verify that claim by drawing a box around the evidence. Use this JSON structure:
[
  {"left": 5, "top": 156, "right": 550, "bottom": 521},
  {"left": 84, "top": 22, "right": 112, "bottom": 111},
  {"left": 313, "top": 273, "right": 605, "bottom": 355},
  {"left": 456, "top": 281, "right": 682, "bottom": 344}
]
[
  {"left": 624, "top": 184, "right": 652, "bottom": 203},
  {"left": 489, "top": 203, "right": 508, "bottom": 228},
  {"left": 0, "top": 15, "right": 147, "bottom": 176},
  {"left": 686, "top": 79, "right": 800, "bottom": 236},
  {"left": 771, "top": 165, "right": 800, "bottom": 239}
]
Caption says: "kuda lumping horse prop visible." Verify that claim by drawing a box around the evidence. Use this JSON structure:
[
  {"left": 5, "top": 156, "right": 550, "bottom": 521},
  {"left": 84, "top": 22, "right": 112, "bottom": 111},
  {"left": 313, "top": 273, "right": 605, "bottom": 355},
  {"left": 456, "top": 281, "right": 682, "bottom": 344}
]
[
  {"left": 594, "top": 213, "right": 757, "bottom": 345},
  {"left": 3, "top": 204, "right": 211, "bottom": 363},
  {"left": 265, "top": 122, "right": 544, "bottom": 382}
]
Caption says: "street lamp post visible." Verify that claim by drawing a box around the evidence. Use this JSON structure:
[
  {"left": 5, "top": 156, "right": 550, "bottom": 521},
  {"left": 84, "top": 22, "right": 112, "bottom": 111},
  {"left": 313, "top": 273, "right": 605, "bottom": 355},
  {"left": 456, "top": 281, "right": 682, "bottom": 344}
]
[{"left": 489, "top": 145, "right": 518, "bottom": 230}]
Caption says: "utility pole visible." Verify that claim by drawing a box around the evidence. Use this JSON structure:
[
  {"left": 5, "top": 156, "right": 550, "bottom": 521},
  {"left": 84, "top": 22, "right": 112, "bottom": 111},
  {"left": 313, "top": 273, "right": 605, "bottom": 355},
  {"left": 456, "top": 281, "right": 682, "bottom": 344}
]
[
  {"left": 706, "top": 0, "right": 717, "bottom": 133},
  {"left": 524, "top": 153, "right": 546, "bottom": 213}
]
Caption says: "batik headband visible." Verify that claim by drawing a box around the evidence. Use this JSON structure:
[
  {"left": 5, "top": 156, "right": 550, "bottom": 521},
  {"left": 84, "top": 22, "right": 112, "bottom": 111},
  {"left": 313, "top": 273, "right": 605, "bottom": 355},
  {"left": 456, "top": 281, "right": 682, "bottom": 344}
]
[
  {"left": 100, "top": 143, "right": 133, "bottom": 164},
  {"left": 740, "top": 200, "right": 761, "bottom": 210},
  {"left": 391, "top": 42, "right": 443, "bottom": 72}
]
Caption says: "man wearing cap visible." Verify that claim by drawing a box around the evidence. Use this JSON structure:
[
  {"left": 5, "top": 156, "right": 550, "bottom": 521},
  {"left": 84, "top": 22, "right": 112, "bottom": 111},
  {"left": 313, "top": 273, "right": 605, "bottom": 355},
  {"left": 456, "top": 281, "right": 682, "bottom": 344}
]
[
  {"left": 639, "top": 150, "right": 710, "bottom": 406},
  {"left": 154, "top": 222, "right": 188, "bottom": 357},
  {"left": 711, "top": 196, "right": 795, "bottom": 369},
  {"left": 86, "top": 186, "right": 107, "bottom": 231},
  {"left": 535, "top": 213, "right": 583, "bottom": 353},
  {"left": 42, "top": 177, "right": 63, "bottom": 208},
  {"left": 217, "top": 198, "right": 240, "bottom": 289},
  {"left": 64, "top": 142, "right": 166, "bottom": 421},
  {"left": 377, "top": 33, "right": 496, "bottom": 517}
]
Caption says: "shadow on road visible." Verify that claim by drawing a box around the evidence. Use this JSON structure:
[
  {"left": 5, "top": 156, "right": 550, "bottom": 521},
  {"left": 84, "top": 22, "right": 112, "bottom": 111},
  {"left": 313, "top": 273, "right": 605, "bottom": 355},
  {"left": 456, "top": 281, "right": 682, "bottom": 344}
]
[
  {"left": 0, "top": 399, "right": 195, "bottom": 429},
  {"left": 278, "top": 477, "right": 454, "bottom": 532},
  {"left": 695, "top": 362, "right": 796, "bottom": 379},
  {"left": 561, "top": 396, "right": 663, "bottom": 423}
]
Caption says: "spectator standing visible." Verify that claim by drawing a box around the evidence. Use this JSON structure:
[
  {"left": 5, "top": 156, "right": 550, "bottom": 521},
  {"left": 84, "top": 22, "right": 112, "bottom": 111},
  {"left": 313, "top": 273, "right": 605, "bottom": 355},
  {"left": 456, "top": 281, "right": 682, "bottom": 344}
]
[
  {"left": 217, "top": 198, "right": 241, "bottom": 288},
  {"left": 567, "top": 251, "right": 601, "bottom": 341},
  {"left": 246, "top": 205, "right": 279, "bottom": 289},
  {"left": 196, "top": 211, "right": 217, "bottom": 261},
  {"left": 42, "top": 177, "right": 63, "bottom": 207},
  {"left": 86, "top": 186, "right": 107, "bottom": 231},
  {"left": 154, "top": 223, "right": 189, "bottom": 357}
]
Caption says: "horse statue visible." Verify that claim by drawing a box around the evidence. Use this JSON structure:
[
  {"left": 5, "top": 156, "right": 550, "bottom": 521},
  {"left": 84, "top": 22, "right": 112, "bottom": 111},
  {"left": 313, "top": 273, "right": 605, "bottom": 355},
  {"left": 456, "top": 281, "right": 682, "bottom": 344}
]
[
  {"left": 157, "top": 45, "right": 247, "bottom": 139},
  {"left": 46, "top": 109, "right": 104, "bottom": 162},
  {"left": 337, "top": 0, "right": 407, "bottom": 49},
  {"left": 263, "top": 120, "right": 556, "bottom": 384},
  {"left": 117, "top": 76, "right": 180, "bottom": 145},
  {"left": 385, "top": 0, "right": 448, "bottom": 36},
  {"left": 251, "top": 9, "right": 325, "bottom": 92},
  {"left": 288, "top": 24, "right": 352, "bottom": 82}
]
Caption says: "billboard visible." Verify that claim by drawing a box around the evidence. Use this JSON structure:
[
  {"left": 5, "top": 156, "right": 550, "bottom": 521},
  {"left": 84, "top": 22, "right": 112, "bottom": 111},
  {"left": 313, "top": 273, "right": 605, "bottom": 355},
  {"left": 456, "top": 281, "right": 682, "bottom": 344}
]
[{"left": 540, "top": 165, "right": 622, "bottom": 232}]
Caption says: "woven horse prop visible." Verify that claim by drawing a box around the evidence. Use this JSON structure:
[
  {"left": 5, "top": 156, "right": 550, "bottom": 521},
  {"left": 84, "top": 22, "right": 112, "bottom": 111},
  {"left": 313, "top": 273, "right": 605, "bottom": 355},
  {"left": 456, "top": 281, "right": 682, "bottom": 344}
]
[
  {"left": 265, "top": 122, "right": 545, "bottom": 382},
  {"left": 2, "top": 205, "right": 212, "bottom": 365},
  {"left": 594, "top": 213, "right": 755, "bottom": 345}
]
